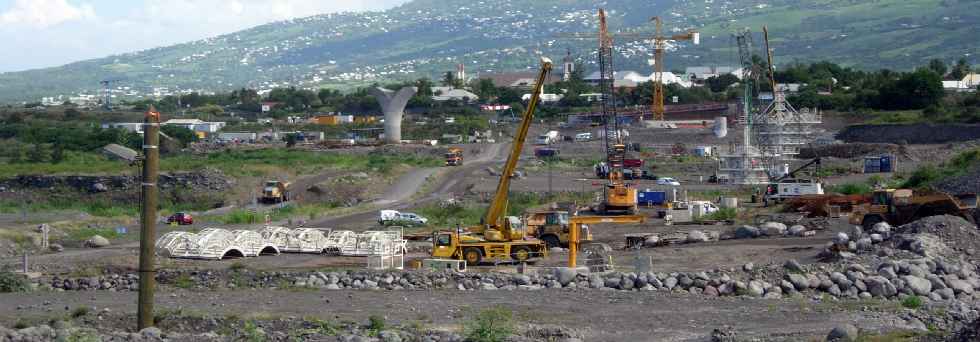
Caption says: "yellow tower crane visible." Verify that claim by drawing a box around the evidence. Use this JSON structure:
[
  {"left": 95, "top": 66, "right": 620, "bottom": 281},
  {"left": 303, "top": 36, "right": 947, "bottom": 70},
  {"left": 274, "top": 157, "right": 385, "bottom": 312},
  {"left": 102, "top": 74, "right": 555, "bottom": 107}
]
[{"left": 650, "top": 17, "right": 700, "bottom": 122}]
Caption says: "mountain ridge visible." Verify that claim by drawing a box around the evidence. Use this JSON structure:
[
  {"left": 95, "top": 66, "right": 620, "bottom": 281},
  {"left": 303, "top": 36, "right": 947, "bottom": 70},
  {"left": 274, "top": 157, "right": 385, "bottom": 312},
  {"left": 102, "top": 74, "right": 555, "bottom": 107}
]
[{"left": 0, "top": 0, "right": 976, "bottom": 102}]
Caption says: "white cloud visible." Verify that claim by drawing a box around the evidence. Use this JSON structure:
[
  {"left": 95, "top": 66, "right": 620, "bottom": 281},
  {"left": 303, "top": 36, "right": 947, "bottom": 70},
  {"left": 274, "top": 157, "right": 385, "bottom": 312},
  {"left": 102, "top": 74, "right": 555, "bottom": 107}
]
[
  {"left": 0, "top": 0, "right": 408, "bottom": 72},
  {"left": 0, "top": 0, "right": 95, "bottom": 28}
]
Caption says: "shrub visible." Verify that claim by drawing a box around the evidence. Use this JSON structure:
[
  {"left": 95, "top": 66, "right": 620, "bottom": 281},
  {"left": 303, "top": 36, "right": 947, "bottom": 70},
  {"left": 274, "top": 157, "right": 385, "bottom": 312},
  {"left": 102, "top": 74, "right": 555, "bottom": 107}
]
[
  {"left": 71, "top": 306, "right": 90, "bottom": 318},
  {"left": 367, "top": 315, "right": 386, "bottom": 335},
  {"left": 0, "top": 269, "right": 30, "bottom": 293},
  {"left": 902, "top": 295, "right": 923, "bottom": 309},
  {"left": 464, "top": 306, "right": 515, "bottom": 342},
  {"left": 830, "top": 183, "right": 873, "bottom": 195},
  {"left": 703, "top": 207, "right": 737, "bottom": 221}
]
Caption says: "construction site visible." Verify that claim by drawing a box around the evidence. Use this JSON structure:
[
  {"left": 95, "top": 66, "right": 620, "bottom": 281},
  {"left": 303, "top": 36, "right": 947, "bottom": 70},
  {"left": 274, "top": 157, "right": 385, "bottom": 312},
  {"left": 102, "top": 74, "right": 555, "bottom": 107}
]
[{"left": 3, "top": 8, "right": 980, "bottom": 342}]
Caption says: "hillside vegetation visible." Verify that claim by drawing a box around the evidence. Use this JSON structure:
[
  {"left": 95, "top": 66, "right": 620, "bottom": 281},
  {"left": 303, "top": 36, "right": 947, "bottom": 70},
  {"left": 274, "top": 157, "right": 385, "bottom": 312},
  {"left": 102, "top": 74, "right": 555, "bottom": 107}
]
[{"left": 0, "top": 0, "right": 976, "bottom": 102}]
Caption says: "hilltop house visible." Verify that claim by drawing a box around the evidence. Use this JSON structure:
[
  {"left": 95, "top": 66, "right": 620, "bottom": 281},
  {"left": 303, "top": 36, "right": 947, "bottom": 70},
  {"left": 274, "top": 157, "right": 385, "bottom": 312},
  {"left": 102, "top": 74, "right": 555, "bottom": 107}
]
[{"left": 431, "top": 87, "right": 479, "bottom": 102}]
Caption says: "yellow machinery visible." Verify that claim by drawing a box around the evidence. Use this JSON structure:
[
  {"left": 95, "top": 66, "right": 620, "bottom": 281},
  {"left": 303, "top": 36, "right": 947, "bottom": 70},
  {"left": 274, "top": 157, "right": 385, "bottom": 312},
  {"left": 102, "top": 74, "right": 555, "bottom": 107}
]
[
  {"left": 650, "top": 17, "right": 699, "bottom": 121},
  {"left": 444, "top": 147, "right": 463, "bottom": 166},
  {"left": 849, "top": 189, "right": 976, "bottom": 229},
  {"left": 524, "top": 210, "right": 593, "bottom": 248},
  {"left": 431, "top": 58, "right": 553, "bottom": 265},
  {"left": 260, "top": 180, "right": 291, "bottom": 203},
  {"left": 567, "top": 215, "right": 645, "bottom": 268}
]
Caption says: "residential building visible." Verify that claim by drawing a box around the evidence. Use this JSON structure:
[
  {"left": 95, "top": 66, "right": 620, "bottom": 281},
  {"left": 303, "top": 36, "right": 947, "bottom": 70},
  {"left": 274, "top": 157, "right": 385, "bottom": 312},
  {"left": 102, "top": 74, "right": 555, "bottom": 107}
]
[
  {"left": 431, "top": 87, "right": 480, "bottom": 102},
  {"left": 963, "top": 73, "right": 980, "bottom": 88},
  {"left": 163, "top": 119, "right": 226, "bottom": 133},
  {"left": 483, "top": 72, "right": 559, "bottom": 88},
  {"left": 101, "top": 122, "right": 144, "bottom": 134}
]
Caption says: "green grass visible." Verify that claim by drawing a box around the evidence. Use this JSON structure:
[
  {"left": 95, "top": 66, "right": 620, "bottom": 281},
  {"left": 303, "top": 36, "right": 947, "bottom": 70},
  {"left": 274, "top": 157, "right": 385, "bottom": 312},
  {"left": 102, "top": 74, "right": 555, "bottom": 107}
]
[
  {"left": 214, "top": 202, "right": 340, "bottom": 224},
  {"left": 901, "top": 295, "right": 923, "bottom": 310},
  {"left": 829, "top": 183, "right": 874, "bottom": 195},
  {"left": 0, "top": 151, "right": 129, "bottom": 178},
  {"left": 0, "top": 148, "right": 441, "bottom": 178},
  {"left": 863, "top": 110, "right": 925, "bottom": 124},
  {"left": 66, "top": 227, "right": 120, "bottom": 242},
  {"left": 464, "top": 306, "right": 515, "bottom": 342},
  {"left": 902, "top": 148, "right": 980, "bottom": 189}
]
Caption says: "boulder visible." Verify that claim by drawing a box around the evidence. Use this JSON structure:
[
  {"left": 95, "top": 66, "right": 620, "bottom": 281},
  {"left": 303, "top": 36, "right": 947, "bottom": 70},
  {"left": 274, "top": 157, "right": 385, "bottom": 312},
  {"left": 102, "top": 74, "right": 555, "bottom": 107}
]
[
  {"left": 555, "top": 268, "right": 577, "bottom": 286},
  {"left": 85, "top": 235, "right": 110, "bottom": 248},
  {"left": 742, "top": 262, "right": 754, "bottom": 272},
  {"left": 947, "top": 279, "right": 974, "bottom": 295},
  {"left": 787, "top": 274, "right": 809, "bottom": 291},
  {"left": 834, "top": 232, "right": 850, "bottom": 245},
  {"left": 902, "top": 275, "right": 932, "bottom": 296},
  {"left": 747, "top": 280, "right": 765, "bottom": 297},
  {"left": 734, "top": 225, "right": 761, "bottom": 239},
  {"left": 784, "top": 259, "right": 804, "bottom": 273},
  {"left": 643, "top": 235, "right": 661, "bottom": 247},
  {"left": 686, "top": 230, "right": 710, "bottom": 243},
  {"left": 788, "top": 225, "right": 807, "bottom": 236},
  {"left": 761, "top": 222, "right": 787, "bottom": 236},
  {"left": 865, "top": 276, "right": 897, "bottom": 298},
  {"left": 827, "top": 324, "right": 859, "bottom": 341}
]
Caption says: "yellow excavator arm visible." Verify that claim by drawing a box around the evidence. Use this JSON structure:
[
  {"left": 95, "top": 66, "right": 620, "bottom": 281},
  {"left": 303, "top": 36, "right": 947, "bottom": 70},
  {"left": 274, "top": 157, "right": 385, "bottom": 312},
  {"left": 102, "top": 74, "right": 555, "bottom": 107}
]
[{"left": 480, "top": 57, "right": 553, "bottom": 236}]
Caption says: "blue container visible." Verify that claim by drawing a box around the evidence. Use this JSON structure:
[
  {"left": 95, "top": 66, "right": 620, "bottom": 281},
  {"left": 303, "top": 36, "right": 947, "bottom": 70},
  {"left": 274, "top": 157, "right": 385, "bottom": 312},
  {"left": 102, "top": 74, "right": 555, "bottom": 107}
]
[
  {"left": 880, "top": 156, "right": 893, "bottom": 173},
  {"left": 863, "top": 158, "right": 881, "bottom": 173},
  {"left": 638, "top": 190, "right": 667, "bottom": 206}
]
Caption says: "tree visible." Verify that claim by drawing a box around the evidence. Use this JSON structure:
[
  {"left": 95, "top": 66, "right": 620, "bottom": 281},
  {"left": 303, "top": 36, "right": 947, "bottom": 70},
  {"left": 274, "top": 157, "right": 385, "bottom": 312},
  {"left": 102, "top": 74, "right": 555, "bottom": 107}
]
[
  {"left": 50, "top": 143, "right": 65, "bottom": 164},
  {"left": 197, "top": 104, "right": 224, "bottom": 117},
  {"left": 928, "top": 59, "right": 947, "bottom": 77},
  {"left": 442, "top": 71, "right": 456, "bottom": 87},
  {"left": 160, "top": 125, "right": 198, "bottom": 147},
  {"left": 706, "top": 74, "right": 740, "bottom": 93},
  {"left": 284, "top": 133, "right": 298, "bottom": 148},
  {"left": 28, "top": 144, "right": 50, "bottom": 163},
  {"left": 951, "top": 58, "right": 971, "bottom": 80},
  {"left": 472, "top": 78, "right": 498, "bottom": 102}
]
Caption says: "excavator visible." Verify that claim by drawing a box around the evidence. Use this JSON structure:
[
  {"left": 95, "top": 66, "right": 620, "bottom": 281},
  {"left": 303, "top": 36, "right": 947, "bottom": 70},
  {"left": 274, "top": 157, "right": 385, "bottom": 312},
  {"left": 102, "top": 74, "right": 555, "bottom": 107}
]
[{"left": 430, "top": 58, "right": 553, "bottom": 265}]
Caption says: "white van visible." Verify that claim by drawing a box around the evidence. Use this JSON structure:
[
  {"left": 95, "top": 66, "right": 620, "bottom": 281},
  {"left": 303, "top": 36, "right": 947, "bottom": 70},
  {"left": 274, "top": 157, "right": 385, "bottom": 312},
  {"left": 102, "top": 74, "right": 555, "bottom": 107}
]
[{"left": 575, "top": 132, "right": 592, "bottom": 142}]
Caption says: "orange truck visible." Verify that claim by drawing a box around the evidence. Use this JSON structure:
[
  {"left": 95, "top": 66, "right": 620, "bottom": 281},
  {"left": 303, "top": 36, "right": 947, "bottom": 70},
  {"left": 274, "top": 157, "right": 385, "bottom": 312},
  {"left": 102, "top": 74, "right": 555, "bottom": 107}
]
[{"left": 445, "top": 147, "right": 463, "bottom": 166}]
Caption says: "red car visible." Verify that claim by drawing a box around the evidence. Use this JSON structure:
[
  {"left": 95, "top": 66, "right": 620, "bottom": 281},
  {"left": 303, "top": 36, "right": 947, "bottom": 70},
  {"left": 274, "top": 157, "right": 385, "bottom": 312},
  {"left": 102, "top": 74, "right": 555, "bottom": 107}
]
[{"left": 166, "top": 212, "right": 194, "bottom": 225}]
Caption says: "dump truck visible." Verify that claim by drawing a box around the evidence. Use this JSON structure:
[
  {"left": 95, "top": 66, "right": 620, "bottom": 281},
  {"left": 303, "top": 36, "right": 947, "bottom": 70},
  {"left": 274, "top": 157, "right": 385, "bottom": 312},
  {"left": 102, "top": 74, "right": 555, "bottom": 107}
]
[
  {"left": 849, "top": 189, "right": 977, "bottom": 229},
  {"left": 260, "top": 181, "right": 291, "bottom": 203},
  {"left": 431, "top": 58, "right": 553, "bottom": 265},
  {"left": 524, "top": 210, "right": 593, "bottom": 248},
  {"left": 445, "top": 147, "right": 464, "bottom": 166}
]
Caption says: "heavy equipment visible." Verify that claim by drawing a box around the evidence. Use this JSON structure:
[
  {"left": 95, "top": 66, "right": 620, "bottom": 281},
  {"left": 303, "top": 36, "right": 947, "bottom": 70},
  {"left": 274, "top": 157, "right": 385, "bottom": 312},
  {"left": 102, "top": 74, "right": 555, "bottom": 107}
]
[
  {"left": 444, "top": 147, "right": 463, "bottom": 166},
  {"left": 524, "top": 209, "right": 593, "bottom": 248},
  {"left": 650, "top": 17, "right": 699, "bottom": 121},
  {"left": 260, "top": 180, "right": 290, "bottom": 203},
  {"left": 849, "top": 189, "right": 977, "bottom": 229},
  {"left": 430, "top": 58, "right": 553, "bottom": 265},
  {"left": 593, "top": 9, "right": 638, "bottom": 215}
]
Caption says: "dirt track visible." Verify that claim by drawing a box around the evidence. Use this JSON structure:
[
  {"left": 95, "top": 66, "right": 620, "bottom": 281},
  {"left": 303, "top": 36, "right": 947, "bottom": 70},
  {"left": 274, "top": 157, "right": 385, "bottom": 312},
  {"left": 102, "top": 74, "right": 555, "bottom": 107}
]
[{"left": 0, "top": 286, "right": 911, "bottom": 341}]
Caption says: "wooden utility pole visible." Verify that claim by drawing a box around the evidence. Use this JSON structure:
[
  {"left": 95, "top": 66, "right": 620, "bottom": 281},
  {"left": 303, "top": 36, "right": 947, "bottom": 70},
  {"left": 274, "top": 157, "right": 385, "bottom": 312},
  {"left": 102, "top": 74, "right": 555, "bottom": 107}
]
[{"left": 137, "top": 106, "right": 161, "bottom": 330}]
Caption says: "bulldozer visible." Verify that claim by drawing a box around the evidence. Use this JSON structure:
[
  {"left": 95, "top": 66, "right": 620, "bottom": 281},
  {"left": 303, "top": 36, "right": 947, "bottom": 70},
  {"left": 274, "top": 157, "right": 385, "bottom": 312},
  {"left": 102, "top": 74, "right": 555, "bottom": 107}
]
[
  {"left": 849, "top": 188, "right": 977, "bottom": 230},
  {"left": 430, "top": 58, "right": 553, "bottom": 265}
]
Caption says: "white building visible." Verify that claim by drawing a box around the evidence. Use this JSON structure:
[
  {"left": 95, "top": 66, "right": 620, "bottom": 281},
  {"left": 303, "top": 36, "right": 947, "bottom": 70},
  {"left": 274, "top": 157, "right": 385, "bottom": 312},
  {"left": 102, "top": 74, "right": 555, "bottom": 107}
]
[
  {"left": 101, "top": 123, "right": 144, "bottom": 134},
  {"left": 431, "top": 87, "right": 480, "bottom": 102},
  {"left": 163, "top": 119, "right": 226, "bottom": 133}
]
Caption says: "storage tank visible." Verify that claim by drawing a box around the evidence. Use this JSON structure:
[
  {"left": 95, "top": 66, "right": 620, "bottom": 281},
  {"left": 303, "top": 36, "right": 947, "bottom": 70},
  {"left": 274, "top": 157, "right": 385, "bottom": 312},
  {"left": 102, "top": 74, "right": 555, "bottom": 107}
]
[{"left": 713, "top": 117, "right": 728, "bottom": 138}]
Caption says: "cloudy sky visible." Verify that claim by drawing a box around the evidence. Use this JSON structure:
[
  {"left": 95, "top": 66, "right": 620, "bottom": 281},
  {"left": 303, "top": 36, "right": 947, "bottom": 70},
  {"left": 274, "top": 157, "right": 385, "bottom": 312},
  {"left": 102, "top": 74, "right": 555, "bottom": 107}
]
[{"left": 0, "top": 0, "right": 410, "bottom": 72}]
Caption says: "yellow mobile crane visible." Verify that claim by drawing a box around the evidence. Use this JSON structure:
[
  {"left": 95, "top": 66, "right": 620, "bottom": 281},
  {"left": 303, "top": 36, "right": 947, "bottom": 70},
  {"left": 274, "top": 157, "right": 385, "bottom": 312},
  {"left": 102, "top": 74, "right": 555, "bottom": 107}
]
[{"left": 431, "top": 58, "right": 553, "bottom": 265}]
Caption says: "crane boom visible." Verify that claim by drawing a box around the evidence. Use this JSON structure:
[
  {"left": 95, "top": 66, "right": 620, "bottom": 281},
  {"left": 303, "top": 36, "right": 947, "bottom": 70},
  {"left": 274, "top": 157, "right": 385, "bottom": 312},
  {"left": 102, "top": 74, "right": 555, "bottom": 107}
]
[
  {"left": 481, "top": 58, "right": 554, "bottom": 231},
  {"left": 763, "top": 26, "right": 778, "bottom": 93}
]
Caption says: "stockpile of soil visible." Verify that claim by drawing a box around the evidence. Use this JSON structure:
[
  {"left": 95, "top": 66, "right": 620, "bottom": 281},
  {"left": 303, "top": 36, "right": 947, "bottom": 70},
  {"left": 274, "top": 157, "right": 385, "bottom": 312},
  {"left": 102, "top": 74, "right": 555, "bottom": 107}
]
[
  {"left": 896, "top": 215, "right": 980, "bottom": 258},
  {"left": 798, "top": 143, "right": 902, "bottom": 159},
  {"left": 837, "top": 124, "right": 980, "bottom": 144}
]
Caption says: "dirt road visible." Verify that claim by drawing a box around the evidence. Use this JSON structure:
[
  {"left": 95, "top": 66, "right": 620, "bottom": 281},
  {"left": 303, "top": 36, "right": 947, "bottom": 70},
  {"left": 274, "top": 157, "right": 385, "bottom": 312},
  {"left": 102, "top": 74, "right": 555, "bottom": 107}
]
[
  {"left": 308, "top": 143, "right": 506, "bottom": 229},
  {"left": 0, "top": 287, "right": 908, "bottom": 341}
]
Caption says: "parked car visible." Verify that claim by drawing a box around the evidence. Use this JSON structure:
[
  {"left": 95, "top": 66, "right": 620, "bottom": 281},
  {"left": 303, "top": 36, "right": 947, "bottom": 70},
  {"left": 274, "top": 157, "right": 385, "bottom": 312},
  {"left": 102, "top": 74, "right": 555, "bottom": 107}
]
[
  {"left": 378, "top": 210, "right": 429, "bottom": 226},
  {"left": 166, "top": 212, "right": 194, "bottom": 225},
  {"left": 657, "top": 177, "right": 681, "bottom": 186}
]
